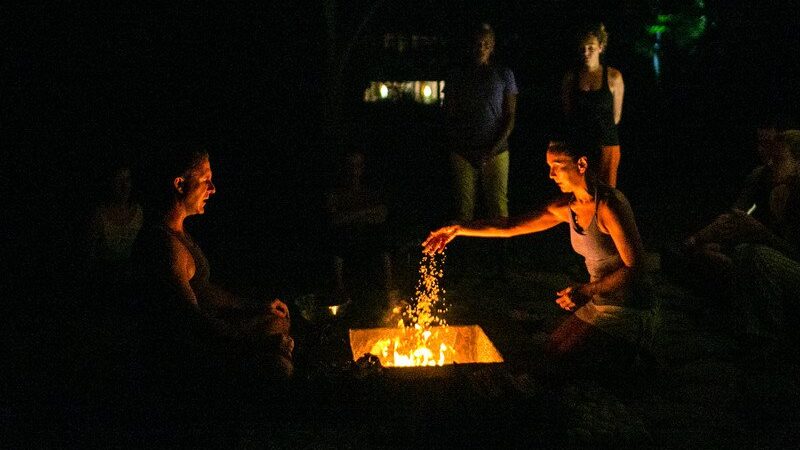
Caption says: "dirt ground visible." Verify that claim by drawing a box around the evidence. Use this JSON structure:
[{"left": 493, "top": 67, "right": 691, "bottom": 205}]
[{"left": 254, "top": 237, "right": 800, "bottom": 449}]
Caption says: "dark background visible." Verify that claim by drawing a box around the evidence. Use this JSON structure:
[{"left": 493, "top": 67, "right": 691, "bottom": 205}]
[
  {"left": 3, "top": 1, "right": 798, "bottom": 325},
  {"left": 4, "top": 0, "right": 800, "bottom": 444},
  {"left": 7, "top": 1, "right": 799, "bottom": 295}
]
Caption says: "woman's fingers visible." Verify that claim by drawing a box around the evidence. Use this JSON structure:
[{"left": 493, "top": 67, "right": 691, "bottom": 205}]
[
  {"left": 555, "top": 295, "right": 575, "bottom": 311},
  {"left": 270, "top": 299, "right": 289, "bottom": 318},
  {"left": 422, "top": 226, "right": 459, "bottom": 253},
  {"left": 422, "top": 232, "right": 450, "bottom": 254}
]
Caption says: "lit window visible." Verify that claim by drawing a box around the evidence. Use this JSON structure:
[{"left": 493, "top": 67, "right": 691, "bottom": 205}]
[{"left": 364, "top": 81, "right": 444, "bottom": 104}]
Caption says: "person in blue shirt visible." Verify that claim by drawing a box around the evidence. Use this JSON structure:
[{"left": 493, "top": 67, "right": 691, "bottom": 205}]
[{"left": 444, "top": 22, "right": 518, "bottom": 223}]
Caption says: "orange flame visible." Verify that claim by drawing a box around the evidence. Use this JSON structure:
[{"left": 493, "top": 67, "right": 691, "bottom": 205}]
[{"left": 388, "top": 252, "right": 452, "bottom": 366}]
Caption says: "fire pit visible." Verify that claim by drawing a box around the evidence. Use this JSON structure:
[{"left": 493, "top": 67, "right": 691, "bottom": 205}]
[
  {"left": 349, "top": 325, "right": 504, "bottom": 369},
  {"left": 346, "top": 252, "right": 503, "bottom": 375}
]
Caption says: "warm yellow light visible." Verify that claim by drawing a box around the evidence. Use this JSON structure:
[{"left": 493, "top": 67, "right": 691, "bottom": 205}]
[
  {"left": 350, "top": 325, "right": 504, "bottom": 366},
  {"left": 422, "top": 85, "right": 432, "bottom": 98},
  {"left": 379, "top": 83, "right": 389, "bottom": 98},
  {"left": 348, "top": 252, "right": 502, "bottom": 368},
  {"left": 328, "top": 305, "right": 340, "bottom": 316}
]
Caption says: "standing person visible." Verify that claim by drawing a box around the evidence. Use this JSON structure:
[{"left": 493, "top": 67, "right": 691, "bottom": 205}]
[
  {"left": 86, "top": 163, "right": 143, "bottom": 278},
  {"left": 562, "top": 23, "right": 624, "bottom": 187},
  {"left": 424, "top": 141, "right": 649, "bottom": 377},
  {"left": 444, "top": 22, "right": 518, "bottom": 223}
]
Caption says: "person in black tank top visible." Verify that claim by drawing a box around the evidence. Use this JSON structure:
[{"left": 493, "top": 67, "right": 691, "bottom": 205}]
[{"left": 562, "top": 23, "right": 625, "bottom": 187}]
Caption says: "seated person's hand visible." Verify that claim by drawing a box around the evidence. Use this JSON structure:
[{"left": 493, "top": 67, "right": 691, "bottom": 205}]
[
  {"left": 555, "top": 285, "right": 590, "bottom": 312},
  {"left": 689, "top": 210, "right": 764, "bottom": 247},
  {"left": 269, "top": 298, "right": 290, "bottom": 319},
  {"left": 713, "top": 211, "right": 768, "bottom": 243},
  {"left": 279, "top": 333, "right": 295, "bottom": 357},
  {"left": 422, "top": 226, "right": 459, "bottom": 254}
]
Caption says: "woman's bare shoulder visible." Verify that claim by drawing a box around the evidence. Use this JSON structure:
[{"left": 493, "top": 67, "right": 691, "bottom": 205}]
[
  {"left": 597, "top": 187, "right": 635, "bottom": 226},
  {"left": 607, "top": 66, "right": 624, "bottom": 81}
]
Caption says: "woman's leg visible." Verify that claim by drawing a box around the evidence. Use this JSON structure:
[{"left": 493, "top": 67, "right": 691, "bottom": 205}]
[{"left": 542, "top": 313, "right": 638, "bottom": 381}]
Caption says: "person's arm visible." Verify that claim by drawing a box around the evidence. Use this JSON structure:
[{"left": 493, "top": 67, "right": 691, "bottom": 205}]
[
  {"left": 714, "top": 210, "right": 796, "bottom": 256},
  {"left": 423, "top": 198, "right": 570, "bottom": 253},
  {"left": 490, "top": 92, "right": 517, "bottom": 155},
  {"left": 590, "top": 193, "right": 642, "bottom": 295},
  {"left": 166, "top": 236, "right": 201, "bottom": 307},
  {"left": 164, "top": 236, "right": 290, "bottom": 353},
  {"left": 609, "top": 67, "right": 624, "bottom": 125},
  {"left": 557, "top": 193, "right": 643, "bottom": 310},
  {"left": 685, "top": 166, "right": 759, "bottom": 248},
  {"left": 687, "top": 199, "right": 795, "bottom": 256},
  {"left": 199, "top": 282, "right": 253, "bottom": 310},
  {"left": 731, "top": 166, "right": 763, "bottom": 212}
]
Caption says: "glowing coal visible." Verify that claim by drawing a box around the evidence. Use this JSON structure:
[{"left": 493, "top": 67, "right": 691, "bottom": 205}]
[
  {"left": 349, "top": 325, "right": 504, "bottom": 366},
  {"left": 349, "top": 251, "right": 502, "bottom": 367}
]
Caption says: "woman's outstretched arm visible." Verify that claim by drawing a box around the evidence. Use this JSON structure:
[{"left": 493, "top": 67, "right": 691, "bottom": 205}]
[{"left": 423, "top": 198, "right": 570, "bottom": 253}]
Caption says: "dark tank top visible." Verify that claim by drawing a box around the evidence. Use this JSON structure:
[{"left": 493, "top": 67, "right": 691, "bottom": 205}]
[{"left": 570, "top": 65, "right": 619, "bottom": 146}]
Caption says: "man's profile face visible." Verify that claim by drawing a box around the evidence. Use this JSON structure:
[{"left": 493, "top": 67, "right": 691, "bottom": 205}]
[{"left": 179, "top": 157, "right": 216, "bottom": 216}]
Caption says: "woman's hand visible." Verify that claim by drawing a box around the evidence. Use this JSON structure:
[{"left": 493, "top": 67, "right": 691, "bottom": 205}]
[
  {"left": 269, "top": 298, "right": 290, "bottom": 319},
  {"left": 555, "top": 284, "right": 590, "bottom": 312},
  {"left": 422, "top": 225, "right": 460, "bottom": 254}
]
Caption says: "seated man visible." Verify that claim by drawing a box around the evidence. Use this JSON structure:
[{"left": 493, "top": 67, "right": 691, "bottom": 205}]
[
  {"left": 727, "top": 130, "right": 800, "bottom": 350},
  {"left": 681, "top": 128, "right": 800, "bottom": 350},
  {"left": 131, "top": 146, "right": 293, "bottom": 382}
]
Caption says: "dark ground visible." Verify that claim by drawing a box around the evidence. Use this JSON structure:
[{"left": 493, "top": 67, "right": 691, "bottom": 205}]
[{"left": 5, "top": 1, "right": 800, "bottom": 448}]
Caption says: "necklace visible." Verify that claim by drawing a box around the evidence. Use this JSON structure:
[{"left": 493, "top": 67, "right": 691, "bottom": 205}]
[{"left": 569, "top": 186, "right": 599, "bottom": 235}]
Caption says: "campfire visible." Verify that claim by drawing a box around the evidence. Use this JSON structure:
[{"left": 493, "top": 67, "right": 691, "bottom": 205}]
[
  {"left": 349, "top": 252, "right": 503, "bottom": 367},
  {"left": 349, "top": 325, "right": 503, "bottom": 367}
]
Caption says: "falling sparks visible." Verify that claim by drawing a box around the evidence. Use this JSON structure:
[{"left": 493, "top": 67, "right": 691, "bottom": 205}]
[{"left": 370, "top": 251, "right": 452, "bottom": 367}]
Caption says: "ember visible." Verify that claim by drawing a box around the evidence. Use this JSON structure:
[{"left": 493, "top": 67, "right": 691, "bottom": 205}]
[
  {"left": 349, "top": 325, "right": 504, "bottom": 366},
  {"left": 350, "top": 252, "right": 504, "bottom": 367}
]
